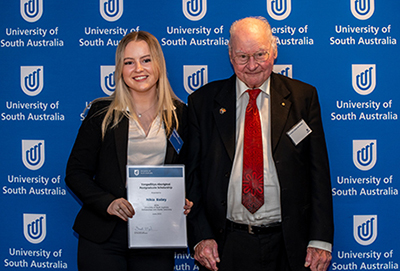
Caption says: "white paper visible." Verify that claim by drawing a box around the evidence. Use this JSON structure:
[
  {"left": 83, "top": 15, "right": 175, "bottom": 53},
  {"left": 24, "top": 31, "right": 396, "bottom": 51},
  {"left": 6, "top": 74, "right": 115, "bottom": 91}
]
[{"left": 126, "top": 165, "right": 187, "bottom": 248}]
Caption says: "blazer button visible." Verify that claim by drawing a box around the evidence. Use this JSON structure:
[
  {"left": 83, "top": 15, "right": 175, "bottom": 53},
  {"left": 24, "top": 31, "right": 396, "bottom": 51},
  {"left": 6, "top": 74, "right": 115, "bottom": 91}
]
[
  {"left": 224, "top": 172, "right": 230, "bottom": 178},
  {"left": 221, "top": 200, "right": 227, "bottom": 207}
]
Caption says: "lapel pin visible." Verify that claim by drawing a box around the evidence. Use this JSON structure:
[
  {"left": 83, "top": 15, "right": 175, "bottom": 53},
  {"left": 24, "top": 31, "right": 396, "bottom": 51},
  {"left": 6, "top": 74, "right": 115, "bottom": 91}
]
[
  {"left": 219, "top": 108, "right": 226, "bottom": 114},
  {"left": 281, "top": 102, "right": 286, "bottom": 107}
]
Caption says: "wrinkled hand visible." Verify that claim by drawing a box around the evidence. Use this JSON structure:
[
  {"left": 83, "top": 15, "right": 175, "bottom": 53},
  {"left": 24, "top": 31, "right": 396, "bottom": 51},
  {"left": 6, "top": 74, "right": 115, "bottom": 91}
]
[
  {"left": 107, "top": 198, "right": 135, "bottom": 221},
  {"left": 184, "top": 199, "right": 193, "bottom": 215},
  {"left": 304, "top": 247, "right": 332, "bottom": 271},
  {"left": 194, "top": 239, "right": 220, "bottom": 271}
]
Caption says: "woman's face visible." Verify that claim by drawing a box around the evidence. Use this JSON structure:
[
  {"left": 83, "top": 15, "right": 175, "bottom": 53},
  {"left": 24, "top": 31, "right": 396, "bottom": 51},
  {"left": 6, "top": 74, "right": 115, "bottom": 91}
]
[{"left": 122, "top": 40, "right": 159, "bottom": 96}]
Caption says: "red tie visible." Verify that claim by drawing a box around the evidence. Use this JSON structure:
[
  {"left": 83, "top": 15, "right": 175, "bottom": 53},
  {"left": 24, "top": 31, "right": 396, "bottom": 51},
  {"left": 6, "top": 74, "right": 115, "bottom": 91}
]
[{"left": 242, "top": 89, "right": 264, "bottom": 214}]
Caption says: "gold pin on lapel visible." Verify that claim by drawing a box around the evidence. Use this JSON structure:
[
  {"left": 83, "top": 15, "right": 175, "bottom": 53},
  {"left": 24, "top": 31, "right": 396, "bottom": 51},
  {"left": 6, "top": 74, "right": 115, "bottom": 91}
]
[
  {"left": 219, "top": 108, "right": 226, "bottom": 114},
  {"left": 281, "top": 102, "right": 286, "bottom": 107}
]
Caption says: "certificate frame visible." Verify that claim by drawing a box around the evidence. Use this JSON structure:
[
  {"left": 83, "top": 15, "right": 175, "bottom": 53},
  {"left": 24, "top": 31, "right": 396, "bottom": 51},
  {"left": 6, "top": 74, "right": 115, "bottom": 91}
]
[{"left": 126, "top": 165, "right": 187, "bottom": 249}]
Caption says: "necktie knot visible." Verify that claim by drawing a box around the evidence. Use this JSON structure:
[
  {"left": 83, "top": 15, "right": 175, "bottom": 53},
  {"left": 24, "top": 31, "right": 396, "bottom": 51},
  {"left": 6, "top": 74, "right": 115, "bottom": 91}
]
[{"left": 247, "top": 89, "right": 261, "bottom": 101}]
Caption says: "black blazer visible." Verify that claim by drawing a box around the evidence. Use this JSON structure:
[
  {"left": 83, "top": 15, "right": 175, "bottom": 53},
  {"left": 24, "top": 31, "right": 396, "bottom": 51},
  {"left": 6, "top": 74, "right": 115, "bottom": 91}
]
[
  {"left": 66, "top": 99, "right": 187, "bottom": 243},
  {"left": 186, "top": 73, "right": 333, "bottom": 270}
]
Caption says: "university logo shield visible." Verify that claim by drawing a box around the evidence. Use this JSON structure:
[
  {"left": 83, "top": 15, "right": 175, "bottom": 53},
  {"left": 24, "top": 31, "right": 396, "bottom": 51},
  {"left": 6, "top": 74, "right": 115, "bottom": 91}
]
[
  {"left": 353, "top": 139, "right": 377, "bottom": 171},
  {"left": 20, "top": 66, "right": 44, "bottom": 96},
  {"left": 100, "top": 65, "right": 115, "bottom": 96},
  {"left": 351, "top": 0, "right": 375, "bottom": 20},
  {"left": 267, "top": 0, "right": 291, "bottom": 21},
  {"left": 22, "top": 140, "right": 45, "bottom": 170},
  {"left": 273, "top": 64, "right": 292, "bottom": 78},
  {"left": 100, "top": 0, "right": 123, "bottom": 22},
  {"left": 352, "top": 64, "right": 376, "bottom": 95},
  {"left": 183, "top": 0, "right": 207, "bottom": 21},
  {"left": 23, "top": 214, "right": 47, "bottom": 244},
  {"left": 353, "top": 215, "right": 377, "bottom": 246},
  {"left": 183, "top": 65, "right": 208, "bottom": 94},
  {"left": 20, "top": 0, "right": 43, "bottom": 22}
]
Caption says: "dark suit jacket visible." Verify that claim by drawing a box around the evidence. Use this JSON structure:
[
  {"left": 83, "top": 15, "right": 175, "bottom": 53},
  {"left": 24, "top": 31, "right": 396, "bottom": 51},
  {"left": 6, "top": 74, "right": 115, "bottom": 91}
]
[
  {"left": 186, "top": 73, "right": 333, "bottom": 270},
  {"left": 66, "top": 99, "right": 187, "bottom": 243}
]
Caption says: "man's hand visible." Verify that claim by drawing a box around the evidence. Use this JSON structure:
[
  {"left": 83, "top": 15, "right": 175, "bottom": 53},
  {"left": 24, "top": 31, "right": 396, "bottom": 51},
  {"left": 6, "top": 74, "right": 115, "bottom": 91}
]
[
  {"left": 194, "top": 239, "right": 220, "bottom": 271},
  {"left": 304, "top": 247, "right": 332, "bottom": 271}
]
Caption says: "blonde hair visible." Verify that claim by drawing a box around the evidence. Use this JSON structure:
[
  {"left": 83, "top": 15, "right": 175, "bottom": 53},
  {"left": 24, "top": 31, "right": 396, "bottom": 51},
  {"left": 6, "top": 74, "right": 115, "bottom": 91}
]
[{"left": 91, "top": 31, "right": 179, "bottom": 139}]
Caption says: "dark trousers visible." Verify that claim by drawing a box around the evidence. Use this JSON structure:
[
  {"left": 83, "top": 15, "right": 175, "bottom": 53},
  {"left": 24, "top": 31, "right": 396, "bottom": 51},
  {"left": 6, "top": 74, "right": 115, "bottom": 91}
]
[
  {"left": 77, "top": 220, "right": 174, "bottom": 271},
  {"left": 215, "top": 223, "right": 292, "bottom": 271}
]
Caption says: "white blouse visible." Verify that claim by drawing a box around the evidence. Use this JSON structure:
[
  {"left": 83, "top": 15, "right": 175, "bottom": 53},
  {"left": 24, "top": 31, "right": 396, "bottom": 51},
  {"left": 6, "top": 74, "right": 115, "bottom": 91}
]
[{"left": 127, "top": 115, "right": 167, "bottom": 166}]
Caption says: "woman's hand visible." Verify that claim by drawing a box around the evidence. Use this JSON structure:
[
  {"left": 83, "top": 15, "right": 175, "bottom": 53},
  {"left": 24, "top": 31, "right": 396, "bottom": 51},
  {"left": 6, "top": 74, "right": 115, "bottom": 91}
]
[
  {"left": 107, "top": 198, "right": 135, "bottom": 221},
  {"left": 184, "top": 198, "right": 193, "bottom": 215}
]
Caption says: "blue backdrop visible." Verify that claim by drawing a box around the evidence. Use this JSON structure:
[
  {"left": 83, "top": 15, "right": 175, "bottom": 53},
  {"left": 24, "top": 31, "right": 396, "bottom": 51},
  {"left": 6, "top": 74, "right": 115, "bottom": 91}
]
[{"left": 1, "top": 0, "right": 399, "bottom": 270}]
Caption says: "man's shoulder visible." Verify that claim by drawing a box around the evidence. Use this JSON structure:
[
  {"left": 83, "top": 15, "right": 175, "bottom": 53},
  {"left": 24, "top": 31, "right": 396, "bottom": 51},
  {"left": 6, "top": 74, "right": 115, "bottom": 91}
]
[
  {"left": 272, "top": 72, "right": 315, "bottom": 90},
  {"left": 189, "top": 75, "right": 235, "bottom": 101}
]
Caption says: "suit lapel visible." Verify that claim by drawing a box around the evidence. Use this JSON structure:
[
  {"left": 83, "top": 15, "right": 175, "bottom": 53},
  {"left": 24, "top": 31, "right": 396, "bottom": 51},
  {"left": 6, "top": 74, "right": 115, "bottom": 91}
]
[
  {"left": 164, "top": 103, "right": 181, "bottom": 164},
  {"left": 114, "top": 117, "right": 128, "bottom": 184},
  {"left": 270, "top": 73, "right": 291, "bottom": 153},
  {"left": 213, "top": 76, "right": 237, "bottom": 161}
]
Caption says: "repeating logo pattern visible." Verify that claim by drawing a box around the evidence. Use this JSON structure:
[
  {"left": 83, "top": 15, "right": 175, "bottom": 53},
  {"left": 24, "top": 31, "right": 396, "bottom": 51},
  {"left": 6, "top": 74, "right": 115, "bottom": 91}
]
[
  {"left": 182, "top": 0, "right": 207, "bottom": 21},
  {"left": 273, "top": 64, "right": 292, "bottom": 78},
  {"left": 351, "top": 0, "right": 375, "bottom": 20},
  {"left": 100, "top": 0, "right": 123, "bottom": 22},
  {"left": 23, "top": 214, "right": 47, "bottom": 244},
  {"left": 267, "top": 0, "right": 291, "bottom": 21},
  {"left": 22, "top": 140, "right": 45, "bottom": 170},
  {"left": 352, "top": 64, "right": 376, "bottom": 95},
  {"left": 20, "top": 66, "right": 44, "bottom": 96},
  {"left": 20, "top": 0, "right": 43, "bottom": 22},
  {"left": 183, "top": 65, "right": 208, "bottom": 94},
  {"left": 353, "top": 139, "right": 377, "bottom": 171},
  {"left": 100, "top": 65, "right": 116, "bottom": 96},
  {"left": 353, "top": 215, "right": 377, "bottom": 246}
]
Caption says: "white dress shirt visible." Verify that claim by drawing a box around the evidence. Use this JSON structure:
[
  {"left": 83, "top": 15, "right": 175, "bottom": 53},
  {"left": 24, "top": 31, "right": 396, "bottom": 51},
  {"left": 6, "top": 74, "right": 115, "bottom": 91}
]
[
  {"left": 226, "top": 78, "right": 331, "bottom": 252},
  {"left": 227, "top": 77, "right": 281, "bottom": 226}
]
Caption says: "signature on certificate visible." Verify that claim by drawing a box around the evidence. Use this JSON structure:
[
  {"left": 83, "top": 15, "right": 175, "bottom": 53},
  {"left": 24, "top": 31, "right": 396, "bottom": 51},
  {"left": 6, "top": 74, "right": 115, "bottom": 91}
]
[{"left": 134, "top": 226, "right": 155, "bottom": 232}]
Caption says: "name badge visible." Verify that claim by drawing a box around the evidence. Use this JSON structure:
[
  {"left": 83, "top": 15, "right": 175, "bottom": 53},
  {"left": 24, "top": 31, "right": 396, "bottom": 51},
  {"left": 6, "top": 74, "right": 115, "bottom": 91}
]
[
  {"left": 169, "top": 129, "right": 184, "bottom": 154},
  {"left": 286, "top": 119, "right": 312, "bottom": 146}
]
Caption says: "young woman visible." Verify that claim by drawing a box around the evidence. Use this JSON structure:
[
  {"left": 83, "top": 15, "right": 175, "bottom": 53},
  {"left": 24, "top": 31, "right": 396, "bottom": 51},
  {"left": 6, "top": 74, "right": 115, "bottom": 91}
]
[{"left": 66, "top": 31, "right": 191, "bottom": 271}]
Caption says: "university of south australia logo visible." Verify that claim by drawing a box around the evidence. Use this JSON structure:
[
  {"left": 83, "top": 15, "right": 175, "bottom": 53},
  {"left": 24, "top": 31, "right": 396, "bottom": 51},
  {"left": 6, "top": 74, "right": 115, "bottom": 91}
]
[
  {"left": 267, "top": 0, "right": 291, "bottom": 21},
  {"left": 22, "top": 140, "right": 45, "bottom": 170},
  {"left": 351, "top": 0, "right": 375, "bottom": 20},
  {"left": 100, "top": 66, "right": 115, "bottom": 96},
  {"left": 273, "top": 64, "right": 292, "bottom": 78},
  {"left": 353, "top": 139, "right": 377, "bottom": 171},
  {"left": 20, "top": 66, "right": 44, "bottom": 96},
  {"left": 20, "top": 0, "right": 43, "bottom": 23},
  {"left": 183, "top": 0, "right": 207, "bottom": 21},
  {"left": 100, "top": 0, "right": 123, "bottom": 22},
  {"left": 353, "top": 215, "right": 377, "bottom": 246},
  {"left": 183, "top": 65, "right": 208, "bottom": 94},
  {"left": 352, "top": 64, "right": 376, "bottom": 95},
  {"left": 23, "top": 213, "right": 47, "bottom": 244}
]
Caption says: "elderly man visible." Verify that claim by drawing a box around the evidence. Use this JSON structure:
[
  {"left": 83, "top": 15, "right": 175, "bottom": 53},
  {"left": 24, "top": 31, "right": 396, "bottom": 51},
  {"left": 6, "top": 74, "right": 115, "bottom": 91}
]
[{"left": 186, "top": 16, "right": 334, "bottom": 271}]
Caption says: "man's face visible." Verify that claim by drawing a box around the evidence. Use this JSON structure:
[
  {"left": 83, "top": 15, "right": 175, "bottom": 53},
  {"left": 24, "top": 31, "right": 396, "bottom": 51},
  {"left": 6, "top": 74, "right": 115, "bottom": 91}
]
[{"left": 229, "top": 26, "right": 277, "bottom": 89}]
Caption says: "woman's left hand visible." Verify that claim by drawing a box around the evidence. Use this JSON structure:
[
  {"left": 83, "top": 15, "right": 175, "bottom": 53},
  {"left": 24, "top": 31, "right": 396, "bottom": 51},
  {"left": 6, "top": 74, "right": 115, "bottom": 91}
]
[{"left": 184, "top": 198, "right": 193, "bottom": 215}]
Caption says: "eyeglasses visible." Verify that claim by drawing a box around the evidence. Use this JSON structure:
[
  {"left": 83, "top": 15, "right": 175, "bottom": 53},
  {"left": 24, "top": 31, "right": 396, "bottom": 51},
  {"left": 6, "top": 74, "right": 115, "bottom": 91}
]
[{"left": 232, "top": 50, "right": 270, "bottom": 65}]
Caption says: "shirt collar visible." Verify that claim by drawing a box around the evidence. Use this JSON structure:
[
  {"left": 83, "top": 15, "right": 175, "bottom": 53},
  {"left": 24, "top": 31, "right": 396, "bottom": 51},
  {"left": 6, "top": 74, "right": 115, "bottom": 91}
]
[{"left": 236, "top": 77, "right": 271, "bottom": 100}]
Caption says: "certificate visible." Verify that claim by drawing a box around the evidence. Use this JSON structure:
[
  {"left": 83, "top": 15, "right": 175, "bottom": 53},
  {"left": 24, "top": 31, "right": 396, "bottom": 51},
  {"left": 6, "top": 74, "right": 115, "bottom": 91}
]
[{"left": 126, "top": 165, "right": 187, "bottom": 248}]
